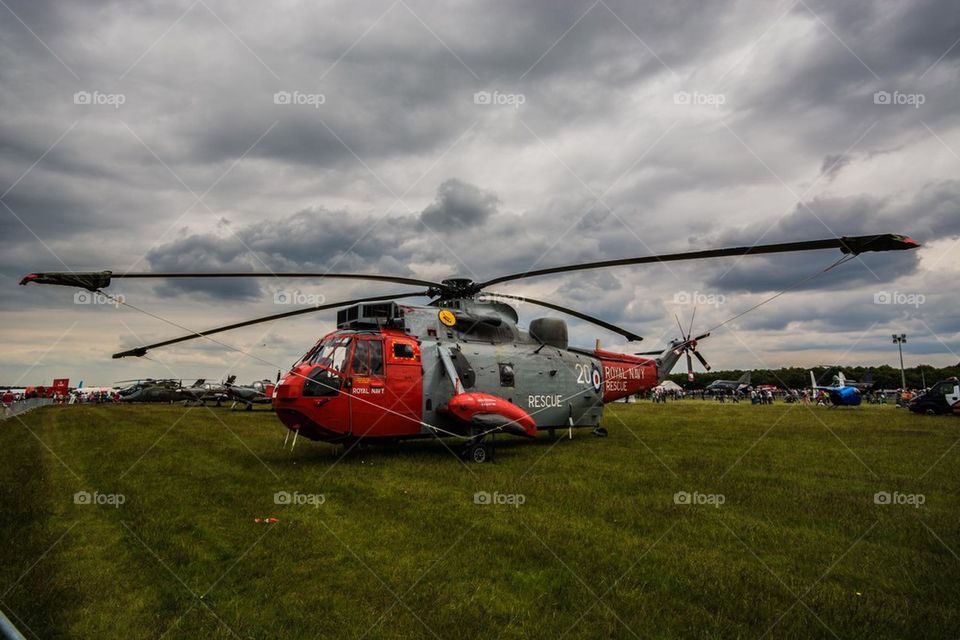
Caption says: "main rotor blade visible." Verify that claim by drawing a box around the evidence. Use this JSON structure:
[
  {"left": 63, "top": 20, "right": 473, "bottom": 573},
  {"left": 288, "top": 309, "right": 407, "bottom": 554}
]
[
  {"left": 478, "top": 234, "right": 920, "bottom": 288},
  {"left": 20, "top": 270, "right": 442, "bottom": 291},
  {"left": 112, "top": 290, "right": 429, "bottom": 358},
  {"left": 692, "top": 349, "right": 711, "bottom": 371},
  {"left": 486, "top": 292, "right": 643, "bottom": 342}
]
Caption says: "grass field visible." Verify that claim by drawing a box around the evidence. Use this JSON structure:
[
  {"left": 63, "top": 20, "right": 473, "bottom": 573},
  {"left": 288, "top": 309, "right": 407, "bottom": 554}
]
[{"left": 1, "top": 402, "right": 958, "bottom": 639}]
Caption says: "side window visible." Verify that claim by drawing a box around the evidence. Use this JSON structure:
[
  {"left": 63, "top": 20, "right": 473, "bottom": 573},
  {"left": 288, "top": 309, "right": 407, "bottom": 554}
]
[
  {"left": 387, "top": 339, "right": 420, "bottom": 364},
  {"left": 369, "top": 340, "right": 384, "bottom": 374},
  {"left": 393, "top": 342, "right": 415, "bottom": 359},
  {"left": 351, "top": 340, "right": 384, "bottom": 375},
  {"left": 352, "top": 340, "right": 370, "bottom": 374},
  {"left": 499, "top": 363, "right": 515, "bottom": 387}
]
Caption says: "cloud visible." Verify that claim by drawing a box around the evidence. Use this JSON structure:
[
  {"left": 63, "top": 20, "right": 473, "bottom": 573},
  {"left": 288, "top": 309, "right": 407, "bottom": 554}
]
[
  {"left": 820, "top": 153, "right": 851, "bottom": 181},
  {"left": 1, "top": 0, "right": 958, "bottom": 384},
  {"left": 142, "top": 179, "right": 505, "bottom": 299},
  {"left": 702, "top": 180, "right": 960, "bottom": 293},
  {"left": 420, "top": 178, "right": 499, "bottom": 230}
]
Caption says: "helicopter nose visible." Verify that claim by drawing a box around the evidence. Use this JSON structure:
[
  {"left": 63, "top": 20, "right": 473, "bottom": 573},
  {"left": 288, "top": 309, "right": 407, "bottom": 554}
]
[
  {"left": 273, "top": 367, "right": 318, "bottom": 418},
  {"left": 274, "top": 367, "right": 308, "bottom": 404}
]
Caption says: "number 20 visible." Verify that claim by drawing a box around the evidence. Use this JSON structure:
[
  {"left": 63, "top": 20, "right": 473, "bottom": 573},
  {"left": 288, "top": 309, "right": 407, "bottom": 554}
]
[{"left": 575, "top": 364, "right": 590, "bottom": 385}]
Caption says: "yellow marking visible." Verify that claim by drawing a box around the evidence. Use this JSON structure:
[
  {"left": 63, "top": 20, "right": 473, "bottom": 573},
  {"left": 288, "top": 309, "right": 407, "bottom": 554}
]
[{"left": 438, "top": 309, "right": 457, "bottom": 327}]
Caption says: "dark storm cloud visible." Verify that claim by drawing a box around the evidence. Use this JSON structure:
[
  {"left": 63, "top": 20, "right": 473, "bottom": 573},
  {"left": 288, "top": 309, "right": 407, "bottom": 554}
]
[
  {"left": 799, "top": 0, "right": 960, "bottom": 73},
  {"left": 420, "top": 179, "right": 498, "bottom": 230},
  {"left": 145, "top": 233, "right": 264, "bottom": 300},
  {"left": 703, "top": 180, "right": 960, "bottom": 293},
  {"left": 718, "top": 0, "right": 959, "bottom": 163},
  {"left": 0, "top": 191, "right": 102, "bottom": 246},
  {"left": 144, "top": 180, "right": 507, "bottom": 298},
  {"left": 0, "top": 0, "right": 760, "bottom": 174}
]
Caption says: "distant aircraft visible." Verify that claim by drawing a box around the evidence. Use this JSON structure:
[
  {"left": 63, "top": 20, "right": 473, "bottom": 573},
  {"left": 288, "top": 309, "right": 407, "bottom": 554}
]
[
  {"left": 706, "top": 372, "right": 751, "bottom": 394},
  {"left": 810, "top": 371, "right": 861, "bottom": 407},
  {"left": 225, "top": 379, "right": 275, "bottom": 410},
  {"left": 833, "top": 371, "right": 874, "bottom": 392},
  {"left": 117, "top": 379, "right": 181, "bottom": 403},
  {"left": 178, "top": 376, "right": 236, "bottom": 406}
]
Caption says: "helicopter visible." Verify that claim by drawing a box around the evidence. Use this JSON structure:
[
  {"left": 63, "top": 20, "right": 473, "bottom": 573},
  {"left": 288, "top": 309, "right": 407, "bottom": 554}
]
[
  {"left": 115, "top": 378, "right": 183, "bottom": 403},
  {"left": 809, "top": 370, "right": 862, "bottom": 407},
  {"left": 21, "top": 233, "right": 919, "bottom": 462}
]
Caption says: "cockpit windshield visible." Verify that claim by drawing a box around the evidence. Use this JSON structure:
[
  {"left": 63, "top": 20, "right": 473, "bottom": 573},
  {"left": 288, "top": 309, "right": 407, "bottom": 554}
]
[{"left": 300, "top": 338, "right": 353, "bottom": 372}]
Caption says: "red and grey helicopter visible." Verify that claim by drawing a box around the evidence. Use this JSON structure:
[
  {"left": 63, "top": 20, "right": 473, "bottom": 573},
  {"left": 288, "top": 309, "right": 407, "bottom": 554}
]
[{"left": 21, "top": 233, "right": 919, "bottom": 462}]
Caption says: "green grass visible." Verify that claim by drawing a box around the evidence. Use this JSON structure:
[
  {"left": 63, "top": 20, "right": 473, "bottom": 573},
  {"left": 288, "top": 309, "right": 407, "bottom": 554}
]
[{"left": 1, "top": 402, "right": 958, "bottom": 639}]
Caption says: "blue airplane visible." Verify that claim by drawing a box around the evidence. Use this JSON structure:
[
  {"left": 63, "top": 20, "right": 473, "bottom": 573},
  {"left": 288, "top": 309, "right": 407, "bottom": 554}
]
[{"left": 810, "top": 371, "right": 861, "bottom": 407}]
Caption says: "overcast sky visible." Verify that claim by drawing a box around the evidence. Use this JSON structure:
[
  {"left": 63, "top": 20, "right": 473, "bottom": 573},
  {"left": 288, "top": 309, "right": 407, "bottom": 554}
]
[{"left": 1, "top": 0, "right": 958, "bottom": 386}]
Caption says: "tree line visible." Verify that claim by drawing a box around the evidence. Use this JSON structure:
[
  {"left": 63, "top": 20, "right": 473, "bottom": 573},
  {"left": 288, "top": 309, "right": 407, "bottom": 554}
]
[{"left": 667, "top": 363, "right": 960, "bottom": 390}]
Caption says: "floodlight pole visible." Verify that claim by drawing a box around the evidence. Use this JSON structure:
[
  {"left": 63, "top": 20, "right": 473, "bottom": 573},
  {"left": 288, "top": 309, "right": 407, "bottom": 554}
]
[{"left": 892, "top": 334, "right": 907, "bottom": 389}]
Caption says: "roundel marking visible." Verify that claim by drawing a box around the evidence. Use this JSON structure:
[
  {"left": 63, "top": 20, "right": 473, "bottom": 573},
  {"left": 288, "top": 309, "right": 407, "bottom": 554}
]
[
  {"left": 591, "top": 363, "right": 603, "bottom": 393},
  {"left": 438, "top": 309, "right": 457, "bottom": 327}
]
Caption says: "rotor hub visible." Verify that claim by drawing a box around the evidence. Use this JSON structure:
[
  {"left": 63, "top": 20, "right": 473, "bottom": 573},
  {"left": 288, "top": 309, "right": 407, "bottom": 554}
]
[{"left": 430, "top": 278, "right": 482, "bottom": 299}]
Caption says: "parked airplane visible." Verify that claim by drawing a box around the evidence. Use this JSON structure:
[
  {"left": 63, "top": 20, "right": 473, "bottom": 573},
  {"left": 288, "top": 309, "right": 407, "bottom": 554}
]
[
  {"left": 225, "top": 379, "right": 275, "bottom": 410},
  {"left": 705, "top": 372, "right": 751, "bottom": 394},
  {"left": 178, "top": 376, "right": 236, "bottom": 406}
]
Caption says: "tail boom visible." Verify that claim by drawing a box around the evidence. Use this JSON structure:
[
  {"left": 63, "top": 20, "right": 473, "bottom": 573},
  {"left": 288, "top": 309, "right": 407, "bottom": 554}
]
[{"left": 594, "top": 349, "right": 659, "bottom": 403}]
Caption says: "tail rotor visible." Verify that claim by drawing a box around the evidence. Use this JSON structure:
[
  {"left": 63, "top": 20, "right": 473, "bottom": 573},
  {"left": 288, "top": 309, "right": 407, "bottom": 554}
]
[{"left": 672, "top": 310, "right": 712, "bottom": 381}]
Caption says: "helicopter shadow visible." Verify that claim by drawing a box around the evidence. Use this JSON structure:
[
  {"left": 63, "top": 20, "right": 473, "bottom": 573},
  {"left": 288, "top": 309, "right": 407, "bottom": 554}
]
[{"left": 273, "top": 431, "right": 599, "bottom": 466}]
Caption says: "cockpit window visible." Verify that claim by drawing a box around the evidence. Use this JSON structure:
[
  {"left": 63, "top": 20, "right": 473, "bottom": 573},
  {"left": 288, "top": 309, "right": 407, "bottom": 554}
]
[
  {"left": 303, "top": 366, "right": 341, "bottom": 397},
  {"left": 330, "top": 343, "right": 350, "bottom": 372},
  {"left": 301, "top": 338, "right": 353, "bottom": 373}
]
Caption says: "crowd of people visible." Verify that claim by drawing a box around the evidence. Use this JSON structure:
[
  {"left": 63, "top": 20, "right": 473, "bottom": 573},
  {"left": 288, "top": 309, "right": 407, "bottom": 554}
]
[
  {"left": 1, "top": 388, "right": 121, "bottom": 410},
  {"left": 66, "top": 390, "right": 122, "bottom": 404},
  {"left": 2, "top": 389, "right": 26, "bottom": 405},
  {"left": 644, "top": 387, "right": 914, "bottom": 406},
  {"left": 1, "top": 389, "right": 56, "bottom": 419}
]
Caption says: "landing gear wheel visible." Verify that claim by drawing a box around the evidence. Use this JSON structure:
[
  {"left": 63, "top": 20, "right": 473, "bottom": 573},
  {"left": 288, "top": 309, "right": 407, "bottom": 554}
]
[
  {"left": 592, "top": 427, "right": 608, "bottom": 438},
  {"left": 464, "top": 443, "right": 489, "bottom": 463}
]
